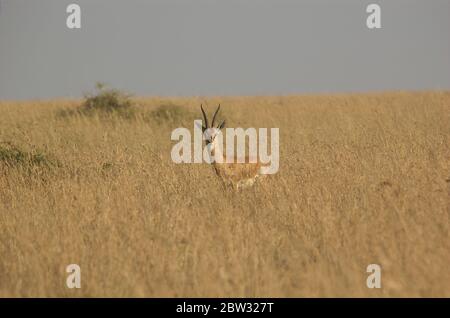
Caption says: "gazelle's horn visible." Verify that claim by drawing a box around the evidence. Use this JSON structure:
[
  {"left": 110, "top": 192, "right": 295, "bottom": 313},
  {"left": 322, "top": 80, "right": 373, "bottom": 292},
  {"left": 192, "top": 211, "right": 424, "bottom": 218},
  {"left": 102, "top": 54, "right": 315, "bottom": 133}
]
[
  {"left": 211, "top": 104, "right": 221, "bottom": 127},
  {"left": 200, "top": 104, "right": 209, "bottom": 128}
]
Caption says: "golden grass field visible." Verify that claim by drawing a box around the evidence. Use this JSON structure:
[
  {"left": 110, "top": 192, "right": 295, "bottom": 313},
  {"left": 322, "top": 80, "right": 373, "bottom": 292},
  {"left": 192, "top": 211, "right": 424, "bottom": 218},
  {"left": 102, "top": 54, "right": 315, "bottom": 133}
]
[{"left": 0, "top": 91, "right": 449, "bottom": 297}]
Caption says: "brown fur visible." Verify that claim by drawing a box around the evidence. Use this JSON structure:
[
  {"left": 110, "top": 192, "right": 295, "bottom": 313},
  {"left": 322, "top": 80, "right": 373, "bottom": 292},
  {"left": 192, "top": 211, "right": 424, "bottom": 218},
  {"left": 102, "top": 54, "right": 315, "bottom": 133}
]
[{"left": 213, "top": 160, "right": 262, "bottom": 189}]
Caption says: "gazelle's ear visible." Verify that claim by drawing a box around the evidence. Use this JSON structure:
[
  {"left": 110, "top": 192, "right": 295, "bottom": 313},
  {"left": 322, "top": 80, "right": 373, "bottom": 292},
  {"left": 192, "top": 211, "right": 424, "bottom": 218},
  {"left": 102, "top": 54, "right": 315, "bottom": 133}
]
[{"left": 218, "top": 120, "right": 225, "bottom": 130}]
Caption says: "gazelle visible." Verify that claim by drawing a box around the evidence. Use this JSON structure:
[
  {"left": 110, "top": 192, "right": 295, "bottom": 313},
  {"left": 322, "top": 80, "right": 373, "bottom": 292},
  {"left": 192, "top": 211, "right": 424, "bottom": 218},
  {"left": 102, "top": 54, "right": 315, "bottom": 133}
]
[{"left": 200, "top": 104, "right": 268, "bottom": 190}]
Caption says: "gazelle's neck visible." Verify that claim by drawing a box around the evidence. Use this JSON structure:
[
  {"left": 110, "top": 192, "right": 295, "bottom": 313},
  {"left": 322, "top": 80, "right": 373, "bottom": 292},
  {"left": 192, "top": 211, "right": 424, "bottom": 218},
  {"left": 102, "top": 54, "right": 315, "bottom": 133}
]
[{"left": 209, "top": 138, "right": 224, "bottom": 164}]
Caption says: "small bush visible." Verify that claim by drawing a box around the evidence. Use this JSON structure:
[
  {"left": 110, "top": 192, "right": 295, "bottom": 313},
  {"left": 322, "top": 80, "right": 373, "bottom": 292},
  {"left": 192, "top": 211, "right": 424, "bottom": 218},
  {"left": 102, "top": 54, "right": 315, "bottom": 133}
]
[
  {"left": 0, "top": 142, "right": 58, "bottom": 170},
  {"left": 83, "top": 83, "right": 133, "bottom": 112},
  {"left": 59, "top": 83, "right": 136, "bottom": 119}
]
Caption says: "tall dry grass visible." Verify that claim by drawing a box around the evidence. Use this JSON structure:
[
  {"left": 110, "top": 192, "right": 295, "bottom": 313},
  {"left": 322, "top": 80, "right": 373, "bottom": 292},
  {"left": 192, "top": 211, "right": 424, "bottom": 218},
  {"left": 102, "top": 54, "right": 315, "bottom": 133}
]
[{"left": 0, "top": 91, "right": 449, "bottom": 297}]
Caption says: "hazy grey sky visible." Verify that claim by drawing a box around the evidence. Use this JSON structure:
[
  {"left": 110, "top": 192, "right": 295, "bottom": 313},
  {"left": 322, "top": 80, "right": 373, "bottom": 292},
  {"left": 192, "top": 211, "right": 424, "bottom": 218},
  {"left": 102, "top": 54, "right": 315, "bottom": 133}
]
[{"left": 0, "top": 0, "right": 449, "bottom": 100}]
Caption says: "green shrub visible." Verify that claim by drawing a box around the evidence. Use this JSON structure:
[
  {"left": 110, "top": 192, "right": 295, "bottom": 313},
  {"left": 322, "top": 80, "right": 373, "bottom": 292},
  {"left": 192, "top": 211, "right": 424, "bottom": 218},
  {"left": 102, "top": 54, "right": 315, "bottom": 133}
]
[
  {"left": 83, "top": 83, "right": 133, "bottom": 113},
  {"left": 0, "top": 142, "right": 58, "bottom": 170},
  {"left": 59, "top": 83, "right": 136, "bottom": 119}
]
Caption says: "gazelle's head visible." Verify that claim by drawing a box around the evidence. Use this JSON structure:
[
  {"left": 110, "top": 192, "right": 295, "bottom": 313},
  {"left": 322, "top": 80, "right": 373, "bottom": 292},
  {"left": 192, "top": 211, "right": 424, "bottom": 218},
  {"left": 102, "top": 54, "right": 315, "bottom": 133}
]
[{"left": 201, "top": 104, "right": 225, "bottom": 146}]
